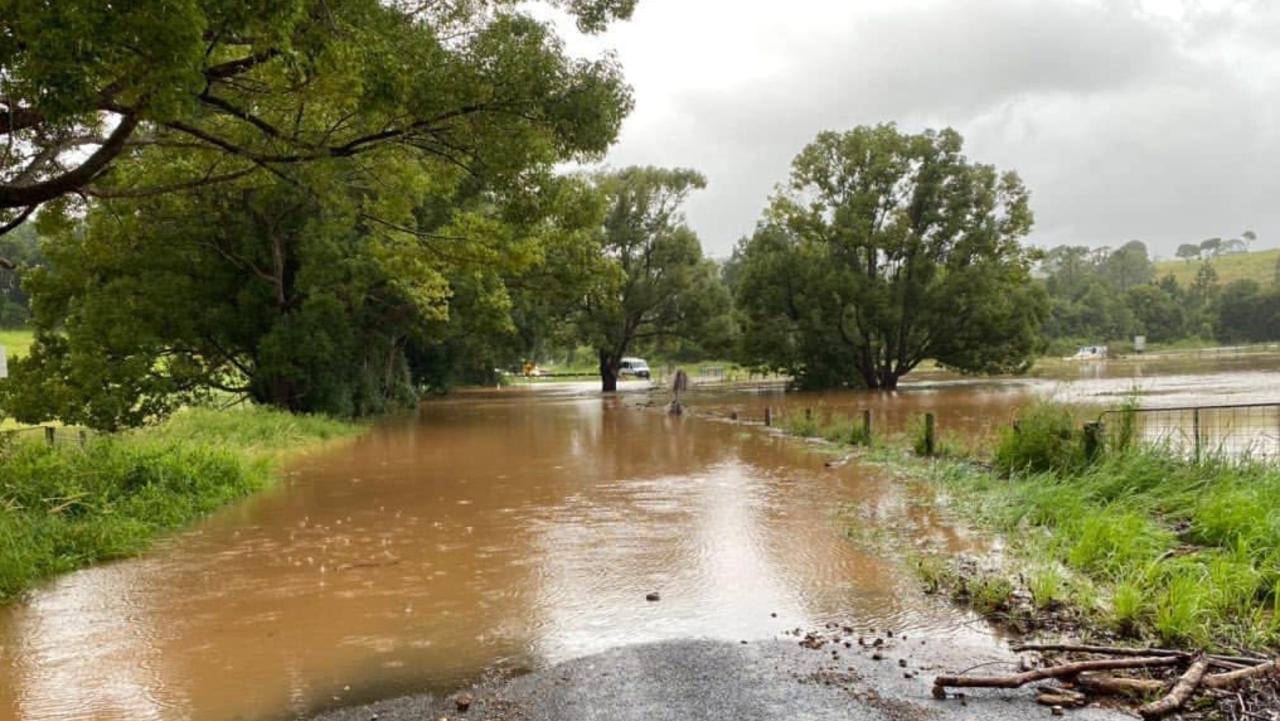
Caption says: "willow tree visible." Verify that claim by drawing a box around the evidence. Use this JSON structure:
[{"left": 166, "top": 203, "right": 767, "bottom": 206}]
[{"left": 734, "top": 124, "right": 1045, "bottom": 390}]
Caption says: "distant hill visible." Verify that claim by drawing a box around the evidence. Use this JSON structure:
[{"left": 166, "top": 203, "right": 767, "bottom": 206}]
[{"left": 1155, "top": 247, "right": 1279, "bottom": 288}]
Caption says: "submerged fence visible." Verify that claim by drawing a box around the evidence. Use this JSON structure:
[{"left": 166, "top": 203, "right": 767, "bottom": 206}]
[{"left": 1099, "top": 402, "right": 1280, "bottom": 461}]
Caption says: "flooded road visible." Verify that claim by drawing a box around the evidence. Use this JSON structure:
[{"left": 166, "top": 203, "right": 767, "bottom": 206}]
[
  {"left": 2, "top": 351, "right": 1279, "bottom": 721},
  {"left": 0, "top": 386, "right": 988, "bottom": 721}
]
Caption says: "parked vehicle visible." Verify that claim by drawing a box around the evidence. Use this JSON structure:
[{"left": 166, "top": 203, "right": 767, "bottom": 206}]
[
  {"left": 1068, "top": 345, "right": 1108, "bottom": 361},
  {"left": 618, "top": 357, "right": 651, "bottom": 379}
]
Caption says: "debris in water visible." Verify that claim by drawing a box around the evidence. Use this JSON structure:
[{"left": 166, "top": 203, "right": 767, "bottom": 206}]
[{"left": 645, "top": 592, "right": 660, "bottom": 602}]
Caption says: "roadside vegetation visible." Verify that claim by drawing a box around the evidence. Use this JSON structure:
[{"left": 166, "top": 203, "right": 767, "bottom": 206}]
[
  {"left": 772, "top": 402, "right": 1280, "bottom": 653},
  {"left": 0, "top": 406, "right": 357, "bottom": 601}
]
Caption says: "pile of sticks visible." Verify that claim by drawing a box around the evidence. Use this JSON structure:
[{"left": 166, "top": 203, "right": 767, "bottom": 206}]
[{"left": 932, "top": 643, "right": 1278, "bottom": 719}]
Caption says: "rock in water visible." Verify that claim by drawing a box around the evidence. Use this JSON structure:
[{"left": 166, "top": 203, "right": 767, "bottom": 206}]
[{"left": 645, "top": 592, "right": 661, "bottom": 602}]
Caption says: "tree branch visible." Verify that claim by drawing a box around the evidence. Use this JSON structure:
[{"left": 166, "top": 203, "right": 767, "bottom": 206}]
[
  {"left": 86, "top": 165, "right": 259, "bottom": 199},
  {"left": 0, "top": 113, "right": 140, "bottom": 209},
  {"left": 0, "top": 205, "right": 37, "bottom": 243}
]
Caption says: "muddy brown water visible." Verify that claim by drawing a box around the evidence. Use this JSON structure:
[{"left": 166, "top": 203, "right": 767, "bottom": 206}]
[{"left": 2, "top": 351, "right": 1278, "bottom": 721}]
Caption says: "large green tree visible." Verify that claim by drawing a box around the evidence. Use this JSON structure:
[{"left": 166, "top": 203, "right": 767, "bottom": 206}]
[
  {"left": 0, "top": 1, "right": 637, "bottom": 428},
  {"left": 576, "top": 167, "right": 731, "bottom": 392},
  {"left": 0, "top": 0, "right": 634, "bottom": 250},
  {"left": 734, "top": 124, "right": 1045, "bottom": 390}
]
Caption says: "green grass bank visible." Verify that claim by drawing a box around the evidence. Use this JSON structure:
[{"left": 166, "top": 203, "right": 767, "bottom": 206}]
[
  {"left": 0, "top": 406, "right": 359, "bottom": 601},
  {"left": 0, "top": 328, "right": 34, "bottom": 359},
  {"left": 774, "top": 403, "right": 1280, "bottom": 653},
  {"left": 1155, "top": 247, "right": 1280, "bottom": 288}
]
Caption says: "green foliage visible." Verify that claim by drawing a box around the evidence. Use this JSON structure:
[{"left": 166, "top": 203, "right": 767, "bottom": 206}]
[
  {"left": 575, "top": 167, "right": 734, "bottom": 391},
  {"left": 0, "top": 0, "right": 639, "bottom": 423},
  {"left": 1215, "top": 279, "right": 1280, "bottom": 343},
  {"left": 1111, "top": 580, "right": 1146, "bottom": 633},
  {"left": 0, "top": 405, "right": 357, "bottom": 599},
  {"left": 0, "top": 223, "right": 44, "bottom": 327},
  {"left": 992, "top": 402, "right": 1085, "bottom": 475},
  {"left": 965, "top": 575, "right": 1015, "bottom": 616},
  {"left": 0, "top": 0, "right": 634, "bottom": 224},
  {"left": 780, "top": 410, "right": 821, "bottom": 438},
  {"left": 1028, "top": 566, "right": 1067, "bottom": 610},
  {"left": 732, "top": 124, "right": 1045, "bottom": 390},
  {"left": 929, "top": 414, "right": 1280, "bottom": 648},
  {"left": 2, "top": 77, "right": 628, "bottom": 427}
]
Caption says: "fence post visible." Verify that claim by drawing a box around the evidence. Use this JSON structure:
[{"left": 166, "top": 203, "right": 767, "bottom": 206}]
[
  {"left": 43, "top": 426, "right": 55, "bottom": 446},
  {"left": 764, "top": 407, "right": 772, "bottom": 427},
  {"left": 77, "top": 429, "right": 87, "bottom": 448},
  {"left": 729, "top": 410, "right": 738, "bottom": 421},
  {"left": 1192, "top": 408, "right": 1201, "bottom": 463},
  {"left": 1083, "top": 421, "right": 1104, "bottom": 462},
  {"left": 923, "top": 413, "right": 936, "bottom": 456},
  {"left": 862, "top": 409, "right": 872, "bottom": 444},
  {"left": 804, "top": 407, "right": 812, "bottom": 421}
]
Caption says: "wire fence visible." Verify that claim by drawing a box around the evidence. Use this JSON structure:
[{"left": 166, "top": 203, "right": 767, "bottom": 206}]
[
  {"left": 1100, "top": 402, "right": 1280, "bottom": 461},
  {"left": 1, "top": 424, "right": 96, "bottom": 449}
]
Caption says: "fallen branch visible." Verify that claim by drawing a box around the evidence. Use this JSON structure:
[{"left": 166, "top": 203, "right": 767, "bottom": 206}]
[
  {"left": 1074, "top": 673, "right": 1166, "bottom": 697},
  {"left": 1062, "top": 660, "right": 1278, "bottom": 700},
  {"left": 1138, "top": 654, "right": 1208, "bottom": 719},
  {"left": 932, "top": 656, "right": 1181, "bottom": 698},
  {"left": 1202, "top": 660, "right": 1279, "bottom": 690},
  {"left": 1012, "top": 643, "right": 1267, "bottom": 667}
]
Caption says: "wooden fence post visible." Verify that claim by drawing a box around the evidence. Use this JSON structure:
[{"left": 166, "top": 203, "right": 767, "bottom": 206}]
[
  {"left": 924, "top": 413, "right": 936, "bottom": 456},
  {"left": 1192, "top": 408, "right": 1201, "bottom": 463},
  {"left": 764, "top": 407, "right": 772, "bottom": 427},
  {"left": 1083, "top": 421, "right": 1104, "bottom": 462},
  {"left": 862, "top": 409, "right": 872, "bottom": 443},
  {"left": 43, "top": 426, "right": 55, "bottom": 446}
]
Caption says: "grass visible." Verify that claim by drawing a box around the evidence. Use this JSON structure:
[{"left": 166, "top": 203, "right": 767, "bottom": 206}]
[
  {"left": 0, "top": 328, "right": 34, "bottom": 359},
  {"left": 922, "top": 415, "right": 1280, "bottom": 650},
  {"left": 772, "top": 399, "right": 1280, "bottom": 651},
  {"left": 1154, "top": 247, "right": 1279, "bottom": 288},
  {"left": 0, "top": 405, "right": 359, "bottom": 601}
]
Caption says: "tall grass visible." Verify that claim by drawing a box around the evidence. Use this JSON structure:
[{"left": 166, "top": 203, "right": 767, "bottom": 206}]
[
  {"left": 0, "top": 405, "right": 358, "bottom": 600},
  {"left": 935, "top": 403, "right": 1280, "bottom": 650}
]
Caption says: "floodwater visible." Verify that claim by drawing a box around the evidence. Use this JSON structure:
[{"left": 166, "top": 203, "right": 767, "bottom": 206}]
[{"left": 1, "top": 350, "right": 1278, "bottom": 721}]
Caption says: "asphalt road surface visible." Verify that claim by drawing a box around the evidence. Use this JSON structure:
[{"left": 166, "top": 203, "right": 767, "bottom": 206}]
[{"left": 309, "top": 637, "right": 1131, "bottom": 721}]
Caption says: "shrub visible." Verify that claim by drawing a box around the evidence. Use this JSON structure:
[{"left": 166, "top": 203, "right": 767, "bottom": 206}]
[{"left": 993, "top": 402, "right": 1086, "bottom": 475}]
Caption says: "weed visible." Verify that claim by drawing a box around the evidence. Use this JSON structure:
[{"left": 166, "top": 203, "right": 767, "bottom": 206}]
[
  {"left": 992, "top": 401, "right": 1087, "bottom": 475},
  {"left": 1028, "top": 566, "right": 1067, "bottom": 610}
]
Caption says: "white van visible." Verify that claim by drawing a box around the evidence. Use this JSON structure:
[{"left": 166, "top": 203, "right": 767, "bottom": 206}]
[{"left": 618, "top": 357, "right": 651, "bottom": 379}]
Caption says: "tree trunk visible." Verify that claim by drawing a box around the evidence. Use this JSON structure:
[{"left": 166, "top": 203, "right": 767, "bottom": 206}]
[
  {"left": 880, "top": 370, "right": 899, "bottom": 390},
  {"left": 599, "top": 350, "right": 619, "bottom": 392}
]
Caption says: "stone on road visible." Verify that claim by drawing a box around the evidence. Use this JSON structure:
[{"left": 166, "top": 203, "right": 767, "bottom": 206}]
[{"left": 309, "top": 638, "right": 1132, "bottom": 721}]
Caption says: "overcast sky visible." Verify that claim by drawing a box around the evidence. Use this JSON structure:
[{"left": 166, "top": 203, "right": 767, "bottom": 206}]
[{"left": 553, "top": 0, "right": 1280, "bottom": 259}]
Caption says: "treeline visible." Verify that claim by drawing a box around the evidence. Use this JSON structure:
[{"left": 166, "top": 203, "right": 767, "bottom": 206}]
[
  {"left": 1039, "top": 241, "right": 1280, "bottom": 351},
  {"left": 1, "top": 2, "right": 1275, "bottom": 430}
]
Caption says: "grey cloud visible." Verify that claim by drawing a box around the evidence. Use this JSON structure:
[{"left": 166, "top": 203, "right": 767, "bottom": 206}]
[{"left": 587, "top": 0, "right": 1280, "bottom": 257}]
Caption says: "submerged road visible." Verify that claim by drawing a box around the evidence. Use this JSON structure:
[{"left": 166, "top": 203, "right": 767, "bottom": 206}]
[{"left": 310, "top": 637, "right": 1130, "bottom": 721}]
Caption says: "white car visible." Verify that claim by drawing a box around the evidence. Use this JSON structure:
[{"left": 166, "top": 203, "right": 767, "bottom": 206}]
[{"left": 618, "top": 357, "right": 651, "bottom": 379}]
